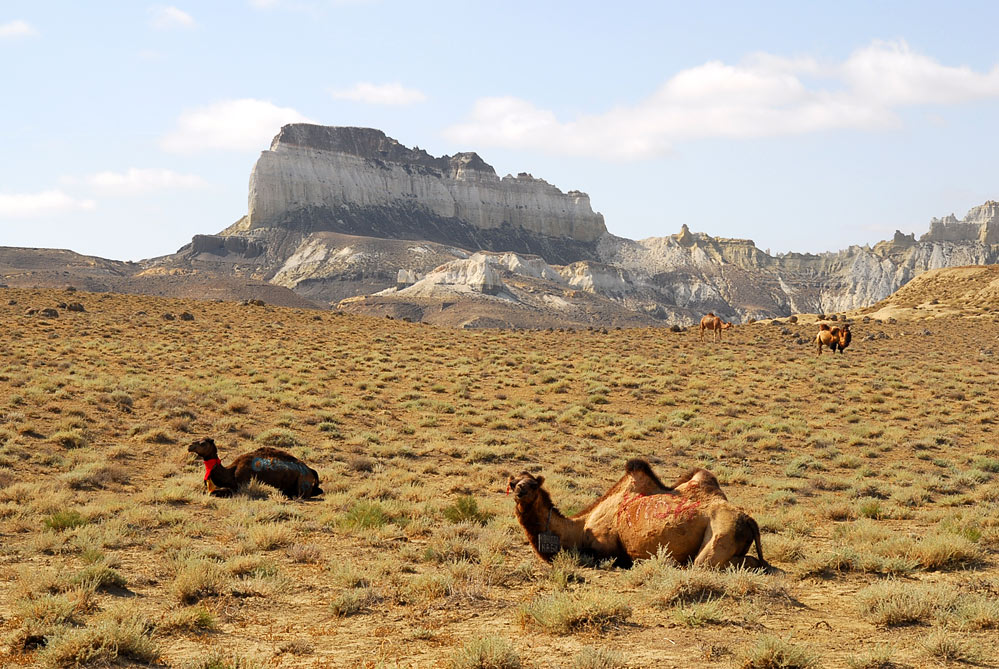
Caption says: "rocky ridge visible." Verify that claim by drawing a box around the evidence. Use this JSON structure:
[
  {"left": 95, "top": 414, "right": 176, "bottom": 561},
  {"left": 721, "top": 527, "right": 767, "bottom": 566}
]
[{"left": 5, "top": 121, "right": 998, "bottom": 328}]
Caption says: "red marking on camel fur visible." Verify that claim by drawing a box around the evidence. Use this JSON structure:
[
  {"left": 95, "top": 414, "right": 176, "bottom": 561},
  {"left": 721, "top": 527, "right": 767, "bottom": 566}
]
[
  {"left": 204, "top": 457, "right": 221, "bottom": 481},
  {"left": 617, "top": 492, "right": 646, "bottom": 528},
  {"left": 619, "top": 491, "right": 703, "bottom": 523}
]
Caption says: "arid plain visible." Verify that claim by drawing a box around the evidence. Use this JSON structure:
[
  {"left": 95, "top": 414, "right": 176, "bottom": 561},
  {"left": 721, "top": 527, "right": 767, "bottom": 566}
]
[{"left": 1, "top": 286, "right": 998, "bottom": 668}]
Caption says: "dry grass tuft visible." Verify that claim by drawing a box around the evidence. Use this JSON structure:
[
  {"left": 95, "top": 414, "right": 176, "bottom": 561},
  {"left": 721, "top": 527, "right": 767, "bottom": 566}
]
[
  {"left": 3, "top": 288, "right": 999, "bottom": 665},
  {"left": 446, "top": 637, "right": 521, "bottom": 669},
  {"left": 740, "top": 634, "right": 818, "bottom": 669},
  {"left": 516, "top": 591, "right": 631, "bottom": 635}
]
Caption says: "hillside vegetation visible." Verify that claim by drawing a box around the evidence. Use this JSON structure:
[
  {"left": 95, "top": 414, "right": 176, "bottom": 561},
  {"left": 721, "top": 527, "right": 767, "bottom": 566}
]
[
  {"left": 1, "top": 287, "right": 998, "bottom": 668},
  {"left": 859, "top": 264, "right": 999, "bottom": 321}
]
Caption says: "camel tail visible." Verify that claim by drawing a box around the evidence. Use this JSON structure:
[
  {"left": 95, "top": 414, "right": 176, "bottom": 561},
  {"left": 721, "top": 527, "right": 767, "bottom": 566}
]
[
  {"left": 736, "top": 514, "right": 770, "bottom": 571},
  {"left": 749, "top": 516, "right": 767, "bottom": 566}
]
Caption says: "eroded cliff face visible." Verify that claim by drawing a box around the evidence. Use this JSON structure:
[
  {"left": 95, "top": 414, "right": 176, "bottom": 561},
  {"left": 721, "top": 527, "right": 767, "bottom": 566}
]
[
  {"left": 596, "top": 215, "right": 999, "bottom": 321},
  {"left": 146, "top": 123, "right": 999, "bottom": 326},
  {"left": 922, "top": 200, "right": 999, "bottom": 245},
  {"left": 244, "top": 124, "right": 606, "bottom": 264}
]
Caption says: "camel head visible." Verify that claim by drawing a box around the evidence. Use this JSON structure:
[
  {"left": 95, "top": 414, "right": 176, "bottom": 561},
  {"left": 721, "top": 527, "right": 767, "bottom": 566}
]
[
  {"left": 721, "top": 322, "right": 732, "bottom": 330},
  {"left": 838, "top": 325, "right": 852, "bottom": 349},
  {"left": 188, "top": 437, "right": 219, "bottom": 460},
  {"left": 508, "top": 472, "right": 546, "bottom": 508}
]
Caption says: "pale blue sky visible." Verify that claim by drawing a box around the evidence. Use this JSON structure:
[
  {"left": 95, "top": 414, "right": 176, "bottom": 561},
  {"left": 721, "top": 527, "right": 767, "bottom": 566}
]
[{"left": 2, "top": 1, "right": 998, "bottom": 260}]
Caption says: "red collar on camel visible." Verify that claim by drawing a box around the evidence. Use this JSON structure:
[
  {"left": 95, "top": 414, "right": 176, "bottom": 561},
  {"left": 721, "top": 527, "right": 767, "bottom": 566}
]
[{"left": 204, "top": 458, "right": 222, "bottom": 480}]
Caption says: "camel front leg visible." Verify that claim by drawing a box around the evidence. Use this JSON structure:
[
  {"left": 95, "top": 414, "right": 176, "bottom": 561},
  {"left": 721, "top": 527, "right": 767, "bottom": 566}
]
[{"left": 693, "top": 525, "right": 750, "bottom": 569}]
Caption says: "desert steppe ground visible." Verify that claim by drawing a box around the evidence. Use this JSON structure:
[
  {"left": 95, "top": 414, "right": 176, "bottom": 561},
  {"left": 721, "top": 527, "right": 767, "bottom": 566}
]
[{"left": 1, "top": 287, "right": 998, "bottom": 668}]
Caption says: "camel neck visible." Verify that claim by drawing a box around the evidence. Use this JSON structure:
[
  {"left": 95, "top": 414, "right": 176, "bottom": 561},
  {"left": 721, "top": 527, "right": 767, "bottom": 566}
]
[
  {"left": 203, "top": 457, "right": 222, "bottom": 481},
  {"left": 518, "top": 495, "right": 585, "bottom": 561}
]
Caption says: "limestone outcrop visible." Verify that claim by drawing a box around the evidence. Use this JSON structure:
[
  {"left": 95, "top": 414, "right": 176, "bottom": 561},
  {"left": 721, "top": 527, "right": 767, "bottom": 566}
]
[
  {"left": 130, "top": 123, "right": 999, "bottom": 326},
  {"left": 388, "top": 254, "right": 506, "bottom": 297},
  {"left": 244, "top": 124, "right": 606, "bottom": 264},
  {"left": 594, "top": 208, "right": 999, "bottom": 321},
  {"left": 921, "top": 200, "right": 999, "bottom": 245}
]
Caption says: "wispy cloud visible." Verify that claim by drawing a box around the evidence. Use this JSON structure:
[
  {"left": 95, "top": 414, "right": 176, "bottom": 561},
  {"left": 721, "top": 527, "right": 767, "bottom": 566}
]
[
  {"left": 149, "top": 6, "right": 197, "bottom": 30},
  {"left": 330, "top": 82, "right": 427, "bottom": 106},
  {"left": 160, "top": 98, "right": 313, "bottom": 153},
  {"left": 85, "top": 168, "right": 208, "bottom": 194},
  {"left": 445, "top": 40, "right": 999, "bottom": 160},
  {"left": 0, "top": 19, "right": 38, "bottom": 39},
  {"left": 0, "top": 190, "right": 96, "bottom": 218},
  {"left": 249, "top": 0, "right": 376, "bottom": 9}
]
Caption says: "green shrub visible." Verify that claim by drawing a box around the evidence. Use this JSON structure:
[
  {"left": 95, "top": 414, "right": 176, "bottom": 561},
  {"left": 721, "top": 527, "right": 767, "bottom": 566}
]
[
  {"left": 256, "top": 428, "right": 301, "bottom": 448},
  {"left": 44, "top": 510, "right": 88, "bottom": 532},
  {"left": 443, "top": 496, "right": 492, "bottom": 525},
  {"left": 338, "top": 501, "right": 391, "bottom": 530}
]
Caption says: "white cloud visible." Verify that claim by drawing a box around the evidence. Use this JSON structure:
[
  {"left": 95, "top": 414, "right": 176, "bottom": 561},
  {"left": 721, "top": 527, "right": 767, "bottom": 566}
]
[
  {"left": 249, "top": 0, "right": 376, "bottom": 8},
  {"left": 86, "top": 168, "right": 208, "bottom": 194},
  {"left": 149, "top": 6, "right": 197, "bottom": 30},
  {"left": 330, "top": 82, "right": 427, "bottom": 106},
  {"left": 0, "top": 19, "right": 38, "bottom": 39},
  {"left": 160, "top": 98, "right": 314, "bottom": 153},
  {"left": 0, "top": 190, "right": 96, "bottom": 218},
  {"left": 445, "top": 40, "right": 999, "bottom": 160},
  {"left": 841, "top": 40, "right": 999, "bottom": 105}
]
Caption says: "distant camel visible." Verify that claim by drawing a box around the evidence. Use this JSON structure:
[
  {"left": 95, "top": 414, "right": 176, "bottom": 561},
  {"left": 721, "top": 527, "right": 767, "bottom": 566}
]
[
  {"left": 816, "top": 323, "right": 852, "bottom": 355},
  {"left": 188, "top": 437, "right": 322, "bottom": 499},
  {"left": 509, "top": 458, "right": 767, "bottom": 570},
  {"left": 699, "top": 313, "right": 732, "bottom": 341}
]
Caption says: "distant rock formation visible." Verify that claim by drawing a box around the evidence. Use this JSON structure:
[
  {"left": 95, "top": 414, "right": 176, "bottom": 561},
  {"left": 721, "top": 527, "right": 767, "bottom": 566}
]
[
  {"left": 389, "top": 254, "right": 506, "bottom": 297},
  {"left": 19, "top": 123, "right": 994, "bottom": 328},
  {"left": 190, "top": 234, "right": 264, "bottom": 259},
  {"left": 339, "top": 250, "right": 664, "bottom": 329},
  {"left": 598, "top": 215, "right": 999, "bottom": 319},
  {"left": 921, "top": 200, "right": 999, "bottom": 244},
  {"left": 243, "top": 124, "right": 607, "bottom": 264}
]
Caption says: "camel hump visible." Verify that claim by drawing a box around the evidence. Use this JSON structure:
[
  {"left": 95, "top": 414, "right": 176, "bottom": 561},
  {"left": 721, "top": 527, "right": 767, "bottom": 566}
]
[
  {"left": 624, "top": 458, "right": 657, "bottom": 480},
  {"left": 625, "top": 458, "right": 653, "bottom": 475},
  {"left": 685, "top": 468, "right": 721, "bottom": 490},
  {"left": 625, "top": 458, "right": 670, "bottom": 492},
  {"left": 250, "top": 446, "right": 302, "bottom": 459}
]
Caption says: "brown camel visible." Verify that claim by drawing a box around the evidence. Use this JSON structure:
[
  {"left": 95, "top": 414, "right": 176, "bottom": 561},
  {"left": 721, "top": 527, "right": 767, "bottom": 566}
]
[
  {"left": 187, "top": 437, "right": 323, "bottom": 499},
  {"left": 509, "top": 459, "right": 766, "bottom": 570},
  {"left": 816, "top": 323, "right": 852, "bottom": 355},
  {"left": 699, "top": 313, "right": 732, "bottom": 341}
]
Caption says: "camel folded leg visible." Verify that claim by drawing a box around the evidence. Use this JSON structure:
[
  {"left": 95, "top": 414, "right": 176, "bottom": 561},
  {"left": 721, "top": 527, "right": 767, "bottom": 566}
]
[{"left": 692, "top": 521, "right": 757, "bottom": 569}]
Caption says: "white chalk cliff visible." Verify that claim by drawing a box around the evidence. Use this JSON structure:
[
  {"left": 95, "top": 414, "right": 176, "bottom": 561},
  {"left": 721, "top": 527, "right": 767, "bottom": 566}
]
[
  {"left": 243, "top": 125, "right": 605, "bottom": 265},
  {"left": 155, "top": 123, "right": 999, "bottom": 326}
]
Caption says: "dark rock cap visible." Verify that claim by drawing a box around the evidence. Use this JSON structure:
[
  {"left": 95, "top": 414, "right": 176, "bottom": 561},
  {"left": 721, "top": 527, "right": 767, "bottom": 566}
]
[{"left": 271, "top": 124, "right": 496, "bottom": 178}]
